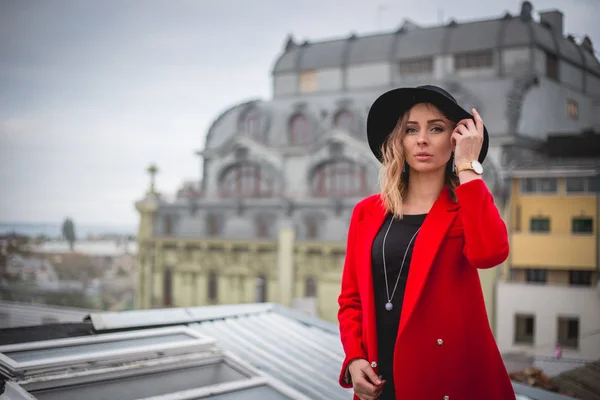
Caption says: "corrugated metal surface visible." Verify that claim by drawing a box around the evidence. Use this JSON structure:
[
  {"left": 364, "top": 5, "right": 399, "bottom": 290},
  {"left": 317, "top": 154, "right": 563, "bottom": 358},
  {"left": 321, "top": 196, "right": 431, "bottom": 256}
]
[
  {"left": 551, "top": 360, "right": 600, "bottom": 400},
  {"left": 512, "top": 382, "right": 578, "bottom": 400},
  {"left": 0, "top": 301, "right": 91, "bottom": 329},
  {"left": 191, "top": 312, "right": 351, "bottom": 400},
  {"left": 1, "top": 303, "right": 580, "bottom": 400},
  {"left": 87, "top": 303, "right": 349, "bottom": 399},
  {"left": 534, "top": 357, "right": 592, "bottom": 377}
]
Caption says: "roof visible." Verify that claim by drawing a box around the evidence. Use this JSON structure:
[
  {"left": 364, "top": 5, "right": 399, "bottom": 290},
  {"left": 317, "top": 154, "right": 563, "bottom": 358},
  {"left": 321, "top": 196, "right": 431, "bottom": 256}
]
[
  {"left": 506, "top": 130, "right": 600, "bottom": 174},
  {"left": 272, "top": 6, "right": 600, "bottom": 76},
  {"left": 507, "top": 159, "right": 600, "bottom": 177},
  {"left": 0, "top": 301, "right": 92, "bottom": 330},
  {"left": 0, "top": 303, "right": 579, "bottom": 400},
  {"left": 551, "top": 359, "right": 600, "bottom": 400},
  {"left": 31, "top": 240, "right": 137, "bottom": 256}
]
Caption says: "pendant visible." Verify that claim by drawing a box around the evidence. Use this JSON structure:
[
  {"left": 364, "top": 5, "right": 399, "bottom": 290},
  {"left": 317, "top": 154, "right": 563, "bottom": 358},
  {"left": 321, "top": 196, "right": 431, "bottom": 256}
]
[{"left": 385, "top": 302, "right": 393, "bottom": 311}]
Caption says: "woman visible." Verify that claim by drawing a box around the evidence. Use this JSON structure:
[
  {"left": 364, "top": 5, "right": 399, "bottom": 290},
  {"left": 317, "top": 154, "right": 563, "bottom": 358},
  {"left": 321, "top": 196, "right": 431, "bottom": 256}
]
[{"left": 337, "top": 85, "right": 515, "bottom": 400}]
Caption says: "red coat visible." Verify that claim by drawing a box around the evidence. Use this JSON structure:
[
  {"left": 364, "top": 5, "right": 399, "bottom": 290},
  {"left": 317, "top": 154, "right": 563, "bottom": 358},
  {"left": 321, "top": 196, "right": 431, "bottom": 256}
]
[{"left": 338, "top": 180, "right": 516, "bottom": 400}]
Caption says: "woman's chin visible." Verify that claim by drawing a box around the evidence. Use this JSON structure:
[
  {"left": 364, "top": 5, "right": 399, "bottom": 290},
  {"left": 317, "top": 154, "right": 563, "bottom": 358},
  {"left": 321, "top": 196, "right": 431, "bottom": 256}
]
[{"left": 409, "top": 164, "right": 446, "bottom": 175}]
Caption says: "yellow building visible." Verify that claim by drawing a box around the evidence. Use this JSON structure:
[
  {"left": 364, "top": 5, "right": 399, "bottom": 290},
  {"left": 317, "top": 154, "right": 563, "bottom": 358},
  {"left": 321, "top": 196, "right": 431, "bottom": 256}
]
[
  {"left": 135, "top": 191, "right": 347, "bottom": 323},
  {"left": 507, "top": 169, "right": 598, "bottom": 282},
  {"left": 496, "top": 145, "right": 600, "bottom": 360}
]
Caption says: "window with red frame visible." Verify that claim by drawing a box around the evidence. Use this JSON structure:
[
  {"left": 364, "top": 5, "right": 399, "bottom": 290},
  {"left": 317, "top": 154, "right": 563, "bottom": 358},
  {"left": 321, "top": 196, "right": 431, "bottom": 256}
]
[
  {"left": 220, "top": 164, "right": 275, "bottom": 198},
  {"left": 312, "top": 161, "right": 368, "bottom": 197},
  {"left": 289, "top": 114, "right": 311, "bottom": 145},
  {"left": 243, "top": 110, "right": 264, "bottom": 141},
  {"left": 334, "top": 110, "right": 356, "bottom": 135}
]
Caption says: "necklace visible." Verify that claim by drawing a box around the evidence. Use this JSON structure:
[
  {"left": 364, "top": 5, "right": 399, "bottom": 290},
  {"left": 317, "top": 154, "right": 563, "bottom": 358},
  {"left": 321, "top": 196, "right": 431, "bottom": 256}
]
[{"left": 381, "top": 217, "right": 421, "bottom": 312}]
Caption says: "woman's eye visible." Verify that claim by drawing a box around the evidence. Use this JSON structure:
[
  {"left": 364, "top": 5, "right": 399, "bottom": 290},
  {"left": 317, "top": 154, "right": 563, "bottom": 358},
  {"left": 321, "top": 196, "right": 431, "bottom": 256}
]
[
  {"left": 406, "top": 128, "right": 417, "bottom": 134},
  {"left": 431, "top": 127, "right": 444, "bottom": 132}
]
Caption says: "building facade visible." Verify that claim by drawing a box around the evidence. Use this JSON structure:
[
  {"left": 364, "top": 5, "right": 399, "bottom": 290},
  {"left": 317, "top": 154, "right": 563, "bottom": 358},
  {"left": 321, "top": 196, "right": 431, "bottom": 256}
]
[
  {"left": 496, "top": 131, "right": 600, "bottom": 360},
  {"left": 136, "top": 1, "right": 600, "bottom": 324}
]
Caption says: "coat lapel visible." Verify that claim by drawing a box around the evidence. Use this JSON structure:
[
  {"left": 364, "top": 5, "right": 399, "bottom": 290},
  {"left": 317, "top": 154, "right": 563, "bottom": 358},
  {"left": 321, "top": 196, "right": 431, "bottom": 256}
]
[
  {"left": 357, "top": 196, "right": 387, "bottom": 361},
  {"left": 397, "top": 187, "right": 458, "bottom": 339}
]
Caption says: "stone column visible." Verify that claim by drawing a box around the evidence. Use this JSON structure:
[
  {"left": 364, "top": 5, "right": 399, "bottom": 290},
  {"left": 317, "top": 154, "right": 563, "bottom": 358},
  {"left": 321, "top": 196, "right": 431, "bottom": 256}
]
[
  {"left": 135, "top": 196, "right": 159, "bottom": 309},
  {"left": 277, "top": 220, "right": 296, "bottom": 307}
]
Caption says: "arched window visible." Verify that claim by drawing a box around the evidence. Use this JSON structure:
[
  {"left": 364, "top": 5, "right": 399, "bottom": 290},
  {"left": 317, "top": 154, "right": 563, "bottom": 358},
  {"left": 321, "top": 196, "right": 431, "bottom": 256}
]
[
  {"left": 220, "top": 164, "right": 276, "bottom": 198},
  {"left": 311, "top": 160, "right": 368, "bottom": 197},
  {"left": 242, "top": 109, "right": 264, "bottom": 142},
  {"left": 289, "top": 114, "right": 311, "bottom": 145},
  {"left": 334, "top": 110, "right": 356, "bottom": 135}
]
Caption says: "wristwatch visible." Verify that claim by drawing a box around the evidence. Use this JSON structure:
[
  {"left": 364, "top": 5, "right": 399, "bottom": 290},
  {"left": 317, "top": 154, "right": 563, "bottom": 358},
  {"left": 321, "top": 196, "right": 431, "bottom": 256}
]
[{"left": 455, "top": 160, "right": 484, "bottom": 175}]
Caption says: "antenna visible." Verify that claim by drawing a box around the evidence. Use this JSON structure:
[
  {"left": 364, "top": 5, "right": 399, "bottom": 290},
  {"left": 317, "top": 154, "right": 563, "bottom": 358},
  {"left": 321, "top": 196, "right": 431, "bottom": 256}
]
[{"left": 377, "top": 4, "right": 388, "bottom": 30}]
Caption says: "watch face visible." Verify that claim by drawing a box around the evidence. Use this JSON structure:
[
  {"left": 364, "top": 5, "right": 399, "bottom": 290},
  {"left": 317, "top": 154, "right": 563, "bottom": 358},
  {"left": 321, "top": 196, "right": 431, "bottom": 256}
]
[{"left": 472, "top": 161, "right": 484, "bottom": 175}]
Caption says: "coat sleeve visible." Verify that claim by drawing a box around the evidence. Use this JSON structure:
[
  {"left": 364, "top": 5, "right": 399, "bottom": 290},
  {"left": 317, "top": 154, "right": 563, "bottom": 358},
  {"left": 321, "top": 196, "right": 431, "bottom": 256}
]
[
  {"left": 455, "top": 179, "right": 509, "bottom": 269},
  {"left": 337, "top": 204, "right": 366, "bottom": 388}
]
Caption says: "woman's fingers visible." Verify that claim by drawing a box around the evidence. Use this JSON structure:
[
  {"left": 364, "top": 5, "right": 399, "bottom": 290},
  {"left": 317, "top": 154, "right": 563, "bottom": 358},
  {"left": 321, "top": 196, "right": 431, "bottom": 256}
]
[{"left": 472, "top": 108, "right": 484, "bottom": 136}]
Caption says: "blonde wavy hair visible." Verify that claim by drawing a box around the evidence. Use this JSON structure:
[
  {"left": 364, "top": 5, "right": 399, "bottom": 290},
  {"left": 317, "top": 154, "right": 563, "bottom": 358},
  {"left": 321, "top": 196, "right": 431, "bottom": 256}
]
[{"left": 377, "top": 103, "right": 460, "bottom": 218}]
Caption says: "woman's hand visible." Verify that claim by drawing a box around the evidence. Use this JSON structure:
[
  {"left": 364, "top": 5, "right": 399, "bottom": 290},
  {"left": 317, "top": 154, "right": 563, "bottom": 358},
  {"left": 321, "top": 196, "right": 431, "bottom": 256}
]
[
  {"left": 348, "top": 359, "right": 386, "bottom": 400},
  {"left": 451, "top": 108, "right": 485, "bottom": 168}
]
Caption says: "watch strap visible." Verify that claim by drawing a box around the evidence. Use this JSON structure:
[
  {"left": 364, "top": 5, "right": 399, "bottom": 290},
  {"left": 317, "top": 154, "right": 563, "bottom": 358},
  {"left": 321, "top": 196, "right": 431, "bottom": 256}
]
[{"left": 455, "top": 162, "right": 474, "bottom": 174}]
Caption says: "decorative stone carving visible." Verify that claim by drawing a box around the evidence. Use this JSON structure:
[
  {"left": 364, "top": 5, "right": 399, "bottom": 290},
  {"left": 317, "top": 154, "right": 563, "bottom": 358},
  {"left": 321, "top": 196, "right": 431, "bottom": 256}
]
[
  {"left": 292, "top": 101, "right": 308, "bottom": 112},
  {"left": 282, "top": 199, "right": 295, "bottom": 217},
  {"left": 188, "top": 199, "right": 198, "bottom": 216},
  {"left": 235, "top": 199, "right": 245, "bottom": 216},
  {"left": 234, "top": 146, "right": 249, "bottom": 161},
  {"left": 332, "top": 199, "right": 344, "bottom": 216},
  {"left": 328, "top": 141, "right": 344, "bottom": 157},
  {"left": 506, "top": 73, "right": 539, "bottom": 134},
  {"left": 284, "top": 34, "right": 296, "bottom": 51},
  {"left": 520, "top": 1, "right": 533, "bottom": 22},
  {"left": 335, "top": 98, "right": 354, "bottom": 108},
  {"left": 444, "top": 81, "right": 482, "bottom": 114}
]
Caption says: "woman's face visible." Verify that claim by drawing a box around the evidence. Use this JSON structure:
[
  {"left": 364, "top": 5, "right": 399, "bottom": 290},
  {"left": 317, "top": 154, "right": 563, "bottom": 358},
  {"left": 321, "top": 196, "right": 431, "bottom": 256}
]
[{"left": 401, "top": 103, "right": 454, "bottom": 174}]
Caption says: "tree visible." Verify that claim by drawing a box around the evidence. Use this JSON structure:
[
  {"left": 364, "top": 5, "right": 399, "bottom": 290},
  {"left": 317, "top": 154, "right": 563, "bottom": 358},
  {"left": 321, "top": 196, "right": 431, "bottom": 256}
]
[{"left": 62, "top": 218, "right": 76, "bottom": 251}]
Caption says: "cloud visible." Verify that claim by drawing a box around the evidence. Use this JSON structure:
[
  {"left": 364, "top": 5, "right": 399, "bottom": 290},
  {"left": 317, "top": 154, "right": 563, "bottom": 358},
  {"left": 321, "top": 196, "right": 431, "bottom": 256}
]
[{"left": 0, "top": 0, "right": 598, "bottom": 227}]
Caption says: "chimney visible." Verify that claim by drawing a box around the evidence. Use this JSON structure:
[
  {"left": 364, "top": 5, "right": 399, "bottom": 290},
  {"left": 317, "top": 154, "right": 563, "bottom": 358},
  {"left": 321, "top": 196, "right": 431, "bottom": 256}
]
[
  {"left": 582, "top": 35, "right": 594, "bottom": 54},
  {"left": 539, "top": 10, "right": 564, "bottom": 36}
]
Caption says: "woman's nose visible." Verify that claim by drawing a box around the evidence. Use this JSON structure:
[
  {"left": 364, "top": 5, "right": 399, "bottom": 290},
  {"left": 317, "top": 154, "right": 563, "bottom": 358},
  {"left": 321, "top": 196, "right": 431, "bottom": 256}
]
[{"left": 416, "top": 131, "right": 428, "bottom": 144}]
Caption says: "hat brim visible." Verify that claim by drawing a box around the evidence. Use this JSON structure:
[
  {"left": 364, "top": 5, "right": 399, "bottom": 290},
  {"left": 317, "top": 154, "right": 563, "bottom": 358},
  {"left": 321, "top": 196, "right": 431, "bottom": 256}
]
[{"left": 367, "top": 87, "right": 489, "bottom": 163}]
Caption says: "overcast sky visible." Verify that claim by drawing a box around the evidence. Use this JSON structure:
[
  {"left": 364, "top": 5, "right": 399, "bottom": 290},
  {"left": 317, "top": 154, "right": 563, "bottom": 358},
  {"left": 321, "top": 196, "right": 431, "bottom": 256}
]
[{"left": 1, "top": 0, "right": 598, "bottom": 228}]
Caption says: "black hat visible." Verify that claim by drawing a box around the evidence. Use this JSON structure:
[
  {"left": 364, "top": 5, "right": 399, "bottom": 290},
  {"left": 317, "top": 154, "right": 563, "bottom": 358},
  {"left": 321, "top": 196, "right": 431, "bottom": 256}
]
[{"left": 366, "top": 85, "right": 489, "bottom": 163}]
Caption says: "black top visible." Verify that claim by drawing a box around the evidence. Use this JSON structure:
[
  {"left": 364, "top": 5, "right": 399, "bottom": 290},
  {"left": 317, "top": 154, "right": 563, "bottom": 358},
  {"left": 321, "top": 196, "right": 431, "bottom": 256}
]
[{"left": 371, "top": 212, "right": 426, "bottom": 399}]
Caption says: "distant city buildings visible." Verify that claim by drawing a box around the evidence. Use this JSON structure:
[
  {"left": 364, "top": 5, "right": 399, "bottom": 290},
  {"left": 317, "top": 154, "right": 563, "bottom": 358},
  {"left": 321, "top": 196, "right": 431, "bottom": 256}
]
[{"left": 1, "top": 238, "right": 138, "bottom": 312}]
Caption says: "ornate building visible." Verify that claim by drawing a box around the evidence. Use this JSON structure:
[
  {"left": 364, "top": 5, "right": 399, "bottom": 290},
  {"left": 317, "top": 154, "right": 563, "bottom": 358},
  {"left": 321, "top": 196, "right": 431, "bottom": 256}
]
[{"left": 136, "top": 1, "right": 600, "bottom": 324}]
